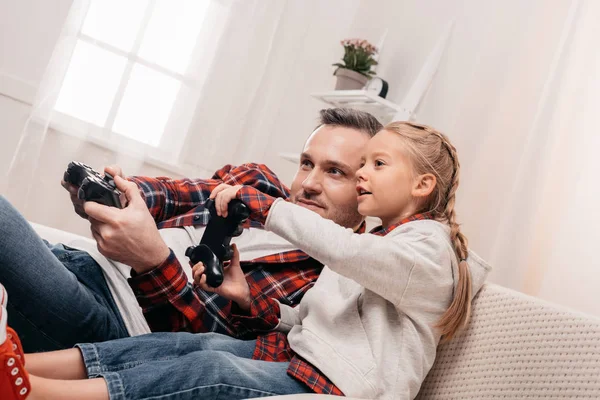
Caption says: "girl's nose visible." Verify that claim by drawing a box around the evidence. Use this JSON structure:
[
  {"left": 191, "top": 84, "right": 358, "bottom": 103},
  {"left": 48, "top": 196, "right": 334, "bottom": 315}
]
[{"left": 356, "top": 166, "right": 367, "bottom": 181}]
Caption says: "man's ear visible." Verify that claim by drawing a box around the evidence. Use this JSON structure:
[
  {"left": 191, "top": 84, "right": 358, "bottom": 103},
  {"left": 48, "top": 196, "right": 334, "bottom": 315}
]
[{"left": 412, "top": 173, "right": 436, "bottom": 198}]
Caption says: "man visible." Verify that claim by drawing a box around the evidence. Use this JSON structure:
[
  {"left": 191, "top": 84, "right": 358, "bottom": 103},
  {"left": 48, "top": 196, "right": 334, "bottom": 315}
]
[{"left": 0, "top": 108, "right": 382, "bottom": 352}]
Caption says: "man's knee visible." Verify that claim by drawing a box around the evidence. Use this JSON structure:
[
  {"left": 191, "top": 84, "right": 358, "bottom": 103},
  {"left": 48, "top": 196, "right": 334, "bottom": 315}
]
[{"left": 0, "top": 196, "right": 29, "bottom": 227}]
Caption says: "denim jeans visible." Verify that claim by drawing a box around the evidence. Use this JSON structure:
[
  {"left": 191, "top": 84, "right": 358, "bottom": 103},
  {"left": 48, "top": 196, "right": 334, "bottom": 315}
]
[
  {"left": 77, "top": 332, "right": 312, "bottom": 399},
  {"left": 0, "top": 196, "right": 129, "bottom": 352}
]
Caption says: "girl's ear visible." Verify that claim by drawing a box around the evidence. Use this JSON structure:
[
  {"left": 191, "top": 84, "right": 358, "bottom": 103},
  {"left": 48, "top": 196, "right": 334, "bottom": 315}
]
[{"left": 412, "top": 173, "right": 436, "bottom": 198}]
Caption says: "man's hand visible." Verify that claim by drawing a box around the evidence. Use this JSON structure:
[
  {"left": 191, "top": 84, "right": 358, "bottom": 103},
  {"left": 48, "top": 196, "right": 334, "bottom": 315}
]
[
  {"left": 61, "top": 180, "right": 87, "bottom": 219},
  {"left": 84, "top": 175, "right": 170, "bottom": 274},
  {"left": 103, "top": 164, "right": 124, "bottom": 180},
  {"left": 61, "top": 164, "right": 126, "bottom": 220},
  {"left": 210, "top": 183, "right": 243, "bottom": 217},
  {"left": 192, "top": 244, "right": 251, "bottom": 310}
]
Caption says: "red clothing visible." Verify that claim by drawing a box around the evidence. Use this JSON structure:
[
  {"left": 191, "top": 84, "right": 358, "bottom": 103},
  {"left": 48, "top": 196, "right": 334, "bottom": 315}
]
[{"left": 126, "top": 163, "right": 321, "bottom": 337}]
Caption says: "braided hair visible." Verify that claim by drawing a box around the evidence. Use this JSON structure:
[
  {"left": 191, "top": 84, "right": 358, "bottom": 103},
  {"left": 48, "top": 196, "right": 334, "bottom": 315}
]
[{"left": 384, "top": 121, "right": 472, "bottom": 342}]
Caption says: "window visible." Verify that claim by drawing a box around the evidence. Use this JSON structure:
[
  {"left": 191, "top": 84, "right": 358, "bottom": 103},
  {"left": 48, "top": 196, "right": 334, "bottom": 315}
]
[{"left": 54, "top": 0, "right": 208, "bottom": 156}]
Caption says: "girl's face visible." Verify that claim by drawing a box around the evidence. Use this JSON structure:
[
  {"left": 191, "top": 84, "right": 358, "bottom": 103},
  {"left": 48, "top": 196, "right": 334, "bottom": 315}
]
[{"left": 356, "top": 130, "right": 433, "bottom": 227}]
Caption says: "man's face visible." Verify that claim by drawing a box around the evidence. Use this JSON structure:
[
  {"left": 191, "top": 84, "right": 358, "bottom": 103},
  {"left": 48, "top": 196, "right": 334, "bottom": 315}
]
[{"left": 290, "top": 125, "right": 370, "bottom": 229}]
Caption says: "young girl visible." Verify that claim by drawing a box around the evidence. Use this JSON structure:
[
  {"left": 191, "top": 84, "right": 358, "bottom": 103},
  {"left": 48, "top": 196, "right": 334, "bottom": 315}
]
[{"left": 0, "top": 122, "right": 489, "bottom": 399}]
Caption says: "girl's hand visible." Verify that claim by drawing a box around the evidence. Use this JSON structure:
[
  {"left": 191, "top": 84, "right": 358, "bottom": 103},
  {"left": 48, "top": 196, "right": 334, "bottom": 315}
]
[
  {"left": 192, "top": 244, "right": 252, "bottom": 310},
  {"left": 210, "top": 183, "right": 243, "bottom": 217}
]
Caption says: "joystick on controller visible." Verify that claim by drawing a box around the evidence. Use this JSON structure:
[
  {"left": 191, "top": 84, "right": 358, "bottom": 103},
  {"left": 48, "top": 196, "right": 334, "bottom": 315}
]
[
  {"left": 185, "top": 198, "right": 249, "bottom": 288},
  {"left": 64, "top": 161, "right": 124, "bottom": 208}
]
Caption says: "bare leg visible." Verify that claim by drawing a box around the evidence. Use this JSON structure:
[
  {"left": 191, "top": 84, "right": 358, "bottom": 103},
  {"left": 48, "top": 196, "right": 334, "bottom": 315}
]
[
  {"left": 25, "top": 348, "right": 87, "bottom": 380},
  {"left": 28, "top": 375, "right": 109, "bottom": 400}
]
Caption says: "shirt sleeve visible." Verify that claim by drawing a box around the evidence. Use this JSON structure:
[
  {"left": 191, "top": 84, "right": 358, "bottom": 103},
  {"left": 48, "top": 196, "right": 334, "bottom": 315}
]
[
  {"left": 229, "top": 283, "right": 282, "bottom": 333},
  {"left": 128, "top": 163, "right": 290, "bottom": 223},
  {"left": 235, "top": 185, "right": 277, "bottom": 224},
  {"left": 127, "top": 249, "right": 214, "bottom": 333}
]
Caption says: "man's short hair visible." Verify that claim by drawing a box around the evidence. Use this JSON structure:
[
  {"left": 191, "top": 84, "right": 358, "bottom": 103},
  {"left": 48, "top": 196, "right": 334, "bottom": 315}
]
[{"left": 317, "top": 108, "right": 383, "bottom": 137}]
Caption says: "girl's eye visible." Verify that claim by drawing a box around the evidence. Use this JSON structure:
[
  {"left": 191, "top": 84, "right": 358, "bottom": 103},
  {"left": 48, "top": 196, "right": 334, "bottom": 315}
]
[{"left": 375, "top": 160, "right": 385, "bottom": 167}]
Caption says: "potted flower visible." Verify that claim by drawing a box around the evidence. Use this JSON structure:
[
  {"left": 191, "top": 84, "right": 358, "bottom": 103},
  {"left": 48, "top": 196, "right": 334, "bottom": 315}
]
[{"left": 333, "top": 38, "right": 378, "bottom": 90}]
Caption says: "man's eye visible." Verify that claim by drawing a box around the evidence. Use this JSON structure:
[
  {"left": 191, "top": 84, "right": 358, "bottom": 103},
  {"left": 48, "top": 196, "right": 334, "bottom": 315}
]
[
  {"left": 300, "top": 160, "right": 313, "bottom": 169},
  {"left": 329, "top": 168, "right": 344, "bottom": 176}
]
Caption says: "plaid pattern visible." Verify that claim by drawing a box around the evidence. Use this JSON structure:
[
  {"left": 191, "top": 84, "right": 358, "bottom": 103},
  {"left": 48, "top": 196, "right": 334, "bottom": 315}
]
[
  {"left": 131, "top": 256, "right": 322, "bottom": 336},
  {"left": 369, "top": 211, "right": 434, "bottom": 236},
  {"left": 128, "top": 163, "right": 290, "bottom": 229},
  {"left": 126, "top": 163, "right": 365, "bottom": 336},
  {"left": 235, "top": 185, "right": 277, "bottom": 224},
  {"left": 234, "top": 209, "right": 434, "bottom": 395},
  {"left": 126, "top": 163, "right": 310, "bottom": 336},
  {"left": 288, "top": 356, "right": 345, "bottom": 396}
]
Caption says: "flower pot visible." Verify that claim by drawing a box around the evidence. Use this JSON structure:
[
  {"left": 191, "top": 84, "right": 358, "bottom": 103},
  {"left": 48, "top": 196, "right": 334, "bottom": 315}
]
[{"left": 334, "top": 68, "right": 369, "bottom": 90}]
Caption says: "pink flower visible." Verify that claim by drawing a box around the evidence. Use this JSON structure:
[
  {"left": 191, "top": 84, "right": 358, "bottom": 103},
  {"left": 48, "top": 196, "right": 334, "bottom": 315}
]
[{"left": 340, "top": 38, "right": 377, "bottom": 54}]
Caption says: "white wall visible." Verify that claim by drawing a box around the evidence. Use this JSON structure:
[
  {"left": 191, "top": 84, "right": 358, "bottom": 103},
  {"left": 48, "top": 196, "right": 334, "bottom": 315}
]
[{"left": 0, "top": 0, "right": 73, "bottom": 88}]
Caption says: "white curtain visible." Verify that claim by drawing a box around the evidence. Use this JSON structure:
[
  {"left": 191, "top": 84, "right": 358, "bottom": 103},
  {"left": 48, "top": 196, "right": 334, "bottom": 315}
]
[
  {"left": 1, "top": 0, "right": 90, "bottom": 217},
  {"left": 512, "top": 0, "right": 600, "bottom": 315},
  {"left": 179, "top": 0, "right": 363, "bottom": 171},
  {"left": 1, "top": 0, "right": 362, "bottom": 220},
  {"left": 403, "top": 0, "right": 600, "bottom": 315},
  {"left": 3, "top": 0, "right": 597, "bottom": 315}
]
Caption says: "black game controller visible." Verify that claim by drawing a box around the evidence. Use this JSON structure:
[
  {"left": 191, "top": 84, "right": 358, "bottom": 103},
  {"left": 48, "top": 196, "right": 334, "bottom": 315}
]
[
  {"left": 64, "top": 161, "right": 124, "bottom": 208},
  {"left": 185, "top": 198, "right": 250, "bottom": 288}
]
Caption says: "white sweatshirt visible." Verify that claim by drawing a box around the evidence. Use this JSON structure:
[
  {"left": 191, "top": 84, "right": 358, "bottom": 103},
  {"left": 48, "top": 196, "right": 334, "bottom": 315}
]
[{"left": 264, "top": 199, "right": 491, "bottom": 399}]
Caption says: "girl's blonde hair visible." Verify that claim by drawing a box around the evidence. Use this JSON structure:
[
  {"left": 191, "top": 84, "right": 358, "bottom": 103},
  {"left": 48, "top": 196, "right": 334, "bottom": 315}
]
[{"left": 384, "top": 121, "right": 471, "bottom": 342}]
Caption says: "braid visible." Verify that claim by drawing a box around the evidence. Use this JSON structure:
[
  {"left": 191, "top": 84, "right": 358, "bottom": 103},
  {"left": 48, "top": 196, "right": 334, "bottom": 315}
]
[
  {"left": 438, "top": 134, "right": 469, "bottom": 261},
  {"left": 432, "top": 131, "right": 472, "bottom": 341},
  {"left": 392, "top": 121, "right": 472, "bottom": 342}
]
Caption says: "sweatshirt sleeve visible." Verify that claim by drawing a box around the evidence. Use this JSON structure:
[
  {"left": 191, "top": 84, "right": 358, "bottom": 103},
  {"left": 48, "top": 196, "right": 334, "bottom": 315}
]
[
  {"left": 264, "top": 199, "right": 451, "bottom": 309},
  {"left": 275, "top": 301, "right": 302, "bottom": 333}
]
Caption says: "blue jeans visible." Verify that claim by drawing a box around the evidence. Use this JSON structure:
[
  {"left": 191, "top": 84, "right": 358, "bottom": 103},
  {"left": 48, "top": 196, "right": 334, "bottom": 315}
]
[
  {"left": 77, "top": 332, "right": 312, "bottom": 399},
  {"left": 0, "top": 196, "right": 129, "bottom": 352}
]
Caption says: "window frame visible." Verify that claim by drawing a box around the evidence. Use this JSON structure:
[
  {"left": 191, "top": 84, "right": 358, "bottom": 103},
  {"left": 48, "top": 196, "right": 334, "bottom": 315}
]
[{"left": 50, "top": 0, "right": 200, "bottom": 168}]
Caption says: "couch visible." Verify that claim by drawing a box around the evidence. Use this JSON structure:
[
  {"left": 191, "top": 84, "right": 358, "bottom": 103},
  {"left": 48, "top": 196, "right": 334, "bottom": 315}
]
[{"left": 31, "top": 223, "right": 600, "bottom": 399}]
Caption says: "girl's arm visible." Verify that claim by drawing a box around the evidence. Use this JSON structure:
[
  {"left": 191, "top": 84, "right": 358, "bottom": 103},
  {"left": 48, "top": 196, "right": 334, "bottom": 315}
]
[{"left": 234, "top": 187, "right": 450, "bottom": 309}]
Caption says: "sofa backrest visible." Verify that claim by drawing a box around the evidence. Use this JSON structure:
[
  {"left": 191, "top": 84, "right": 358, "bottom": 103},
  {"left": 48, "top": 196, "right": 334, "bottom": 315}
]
[{"left": 416, "top": 283, "right": 600, "bottom": 399}]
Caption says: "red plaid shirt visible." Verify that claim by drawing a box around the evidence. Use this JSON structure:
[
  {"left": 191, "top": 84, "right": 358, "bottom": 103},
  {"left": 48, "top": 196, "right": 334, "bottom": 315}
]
[
  {"left": 125, "top": 163, "right": 365, "bottom": 337},
  {"left": 232, "top": 186, "right": 433, "bottom": 396}
]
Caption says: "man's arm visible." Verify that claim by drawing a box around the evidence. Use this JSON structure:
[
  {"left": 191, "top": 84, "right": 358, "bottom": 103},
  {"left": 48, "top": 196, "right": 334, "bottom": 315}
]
[
  {"left": 229, "top": 284, "right": 302, "bottom": 335},
  {"left": 127, "top": 250, "right": 218, "bottom": 333},
  {"left": 192, "top": 245, "right": 303, "bottom": 336},
  {"left": 129, "top": 250, "right": 306, "bottom": 335},
  {"left": 128, "top": 163, "right": 290, "bottom": 223},
  {"left": 81, "top": 164, "right": 289, "bottom": 334}
]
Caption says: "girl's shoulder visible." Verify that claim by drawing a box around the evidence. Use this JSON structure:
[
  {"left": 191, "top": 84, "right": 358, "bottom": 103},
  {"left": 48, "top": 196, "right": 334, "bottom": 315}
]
[
  {"left": 386, "top": 219, "right": 451, "bottom": 240},
  {"left": 384, "top": 219, "right": 454, "bottom": 260},
  {"left": 387, "top": 219, "right": 493, "bottom": 293}
]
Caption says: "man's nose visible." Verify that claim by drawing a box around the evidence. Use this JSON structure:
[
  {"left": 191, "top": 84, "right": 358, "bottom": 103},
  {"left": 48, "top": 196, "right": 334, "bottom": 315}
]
[{"left": 302, "top": 169, "right": 323, "bottom": 194}]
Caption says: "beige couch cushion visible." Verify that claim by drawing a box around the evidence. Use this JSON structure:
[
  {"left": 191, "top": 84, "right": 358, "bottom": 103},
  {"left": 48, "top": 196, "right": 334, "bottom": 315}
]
[{"left": 416, "top": 283, "right": 600, "bottom": 399}]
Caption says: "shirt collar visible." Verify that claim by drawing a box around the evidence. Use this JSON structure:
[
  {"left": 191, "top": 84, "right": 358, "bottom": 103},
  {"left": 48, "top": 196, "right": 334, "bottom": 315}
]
[
  {"left": 355, "top": 220, "right": 367, "bottom": 234},
  {"left": 369, "top": 212, "right": 434, "bottom": 237}
]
